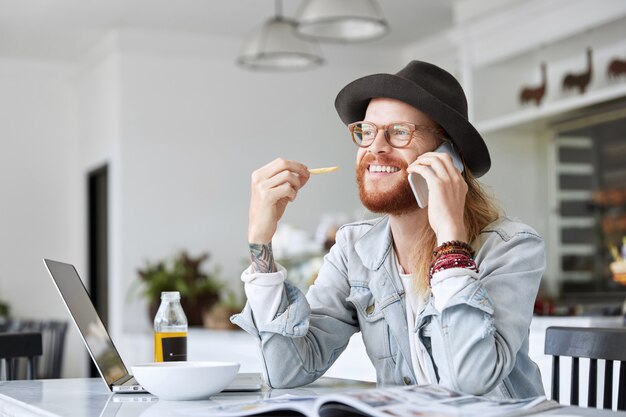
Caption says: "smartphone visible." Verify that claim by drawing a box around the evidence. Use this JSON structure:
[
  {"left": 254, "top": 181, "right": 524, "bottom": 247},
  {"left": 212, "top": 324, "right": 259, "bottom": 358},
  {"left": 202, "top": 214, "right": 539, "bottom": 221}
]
[{"left": 408, "top": 141, "right": 464, "bottom": 208}]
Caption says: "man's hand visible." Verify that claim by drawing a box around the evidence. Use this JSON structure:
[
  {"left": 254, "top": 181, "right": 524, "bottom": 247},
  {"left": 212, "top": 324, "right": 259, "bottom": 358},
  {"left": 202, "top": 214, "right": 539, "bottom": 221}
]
[
  {"left": 248, "top": 158, "right": 310, "bottom": 244},
  {"left": 407, "top": 152, "right": 468, "bottom": 244}
]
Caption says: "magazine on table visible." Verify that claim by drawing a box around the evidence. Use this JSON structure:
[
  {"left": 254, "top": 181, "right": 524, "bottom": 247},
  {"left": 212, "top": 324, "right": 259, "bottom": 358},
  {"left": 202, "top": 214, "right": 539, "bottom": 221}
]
[{"left": 181, "top": 384, "right": 560, "bottom": 417}]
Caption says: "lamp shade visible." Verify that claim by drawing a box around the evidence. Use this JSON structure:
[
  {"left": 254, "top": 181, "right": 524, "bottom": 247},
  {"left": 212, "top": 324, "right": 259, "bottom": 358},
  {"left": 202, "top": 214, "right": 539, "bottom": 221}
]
[
  {"left": 296, "top": 0, "right": 388, "bottom": 43},
  {"left": 237, "top": 16, "right": 324, "bottom": 71}
]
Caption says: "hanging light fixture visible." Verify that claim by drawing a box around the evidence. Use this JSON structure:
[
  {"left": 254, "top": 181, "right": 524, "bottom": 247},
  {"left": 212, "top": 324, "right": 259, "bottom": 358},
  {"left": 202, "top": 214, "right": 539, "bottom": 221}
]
[
  {"left": 295, "top": 0, "right": 388, "bottom": 43},
  {"left": 237, "top": 0, "right": 324, "bottom": 71}
]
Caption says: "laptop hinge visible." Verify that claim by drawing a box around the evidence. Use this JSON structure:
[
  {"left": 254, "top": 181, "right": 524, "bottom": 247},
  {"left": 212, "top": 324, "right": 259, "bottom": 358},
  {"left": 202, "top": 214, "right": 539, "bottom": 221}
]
[{"left": 113, "top": 374, "right": 133, "bottom": 386}]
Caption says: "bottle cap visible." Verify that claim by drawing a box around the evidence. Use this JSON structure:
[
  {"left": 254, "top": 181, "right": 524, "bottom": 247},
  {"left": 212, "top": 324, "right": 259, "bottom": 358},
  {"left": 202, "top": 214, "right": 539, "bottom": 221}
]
[{"left": 161, "top": 291, "right": 181, "bottom": 300}]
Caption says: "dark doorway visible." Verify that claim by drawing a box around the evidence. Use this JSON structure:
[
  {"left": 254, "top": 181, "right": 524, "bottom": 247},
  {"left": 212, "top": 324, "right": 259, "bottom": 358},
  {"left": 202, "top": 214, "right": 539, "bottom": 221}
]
[{"left": 88, "top": 165, "right": 108, "bottom": 378}]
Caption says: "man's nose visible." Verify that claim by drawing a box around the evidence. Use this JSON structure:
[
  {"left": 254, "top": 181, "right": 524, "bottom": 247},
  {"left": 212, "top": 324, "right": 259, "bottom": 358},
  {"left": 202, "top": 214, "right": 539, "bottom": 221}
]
[{"left": 367, "top": 130, "right": 391, "bottom": 154}]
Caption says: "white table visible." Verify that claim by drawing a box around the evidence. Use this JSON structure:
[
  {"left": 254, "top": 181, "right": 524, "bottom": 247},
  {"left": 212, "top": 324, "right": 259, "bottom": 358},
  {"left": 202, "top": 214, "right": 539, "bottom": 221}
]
[
  {"left": 1, "top": 378, "right": 625, "bottom": 417},
  {"left": 0, "top": 377, "right": 374, "bottom": 417}
]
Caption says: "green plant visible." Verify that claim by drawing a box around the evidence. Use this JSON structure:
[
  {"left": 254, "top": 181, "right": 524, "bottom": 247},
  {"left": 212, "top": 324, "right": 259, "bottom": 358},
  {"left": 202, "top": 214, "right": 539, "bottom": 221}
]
[
  {"left": 0, "top": 299, "right": 9, "bottom": 318},
  {"left": 202, "top": 287, "right": 244, "bottom": 330},
  {"left": 135, "top": 251, "right": 223, "bottom": 309},
  {"left": 214, "top": 288, "right": 244, "bottom": 311}
]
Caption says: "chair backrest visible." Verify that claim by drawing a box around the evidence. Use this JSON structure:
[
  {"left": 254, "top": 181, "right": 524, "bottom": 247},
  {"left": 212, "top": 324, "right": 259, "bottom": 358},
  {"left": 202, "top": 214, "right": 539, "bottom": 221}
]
[
  {"left": 0, "top": 332, "right": 43, "bottom": 380},
  {"left": 41, "top": 320, "right": 68, "bottom": 379},
  {"left": 545, "top": 326, "right": 626, "bottom": 410},
  {"left": 1, "top": 319, "right": 68, "bottom": 379}
]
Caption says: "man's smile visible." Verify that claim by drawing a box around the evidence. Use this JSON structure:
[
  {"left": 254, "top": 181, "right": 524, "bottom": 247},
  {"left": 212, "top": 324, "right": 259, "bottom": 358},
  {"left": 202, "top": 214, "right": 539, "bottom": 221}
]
[{"left": 367, "top": 164, "right": 401, "bottom": 174}]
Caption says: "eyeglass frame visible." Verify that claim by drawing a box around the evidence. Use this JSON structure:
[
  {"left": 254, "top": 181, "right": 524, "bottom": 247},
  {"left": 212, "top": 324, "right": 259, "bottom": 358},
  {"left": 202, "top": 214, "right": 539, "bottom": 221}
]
[{"left": 347, "top": 121, "right": 448, "bottom": 149}]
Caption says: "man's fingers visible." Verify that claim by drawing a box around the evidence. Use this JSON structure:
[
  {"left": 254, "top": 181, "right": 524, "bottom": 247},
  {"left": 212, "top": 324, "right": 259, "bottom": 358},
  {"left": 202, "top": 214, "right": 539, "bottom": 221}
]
[
  {"left": 256, "top": 158, "right": 309, "bottom": 182},
  {"left": 263, "top": 169, "right": 306, "bottom": 192},
  {"left": 417, "top": 156, "right": 450, "bottom": 180},
  {"left": 411, "top": 164, "right": 438, "bottom": 186},
  {"left": 267, "top": 182, "right": 297, "bottom": 203},
  {"left": 417, "top": 152, "right": 458, "bottom": 179}
]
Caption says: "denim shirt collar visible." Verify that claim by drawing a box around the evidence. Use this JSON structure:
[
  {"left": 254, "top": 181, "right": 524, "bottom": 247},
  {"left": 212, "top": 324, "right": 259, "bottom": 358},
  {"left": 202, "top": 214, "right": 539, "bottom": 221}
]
[
  {"left": 354, "top": 216, "right": 394, "bottom": 271},
  {"left": 353, "top": 216, "right": 406, "bottom": 306},
  {"left": 354, "top": 216, "right": 417, "bottom": 381}
]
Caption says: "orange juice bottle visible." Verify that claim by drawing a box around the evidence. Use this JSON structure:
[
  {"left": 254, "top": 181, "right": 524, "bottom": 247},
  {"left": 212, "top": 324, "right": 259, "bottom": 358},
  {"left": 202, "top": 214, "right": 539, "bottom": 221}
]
[{"left": 154, "top": 291, "right": 188, "bottom": 362}]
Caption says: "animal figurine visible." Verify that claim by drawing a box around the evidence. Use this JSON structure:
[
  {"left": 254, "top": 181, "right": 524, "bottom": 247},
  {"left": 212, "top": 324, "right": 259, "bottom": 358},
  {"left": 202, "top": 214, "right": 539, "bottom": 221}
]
[
  {"left": 562, "top": 47, "right": 593, "bottom": 94},
  {"left": 607, "top": 57, "right": 626, "bottom": 79},
  {"left": 520, "top": 62, "right": 547, "bottom": 106}
]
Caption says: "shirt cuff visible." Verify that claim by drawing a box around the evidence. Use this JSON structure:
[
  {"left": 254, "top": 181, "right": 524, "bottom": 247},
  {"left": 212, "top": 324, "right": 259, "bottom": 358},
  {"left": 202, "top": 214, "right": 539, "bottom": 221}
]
[
  {"left": 241, "top": 264, "right": 287, "bottom": 326},
  {"left": 241, "top": 263, "right": 287, "bottom": 286},
  {"left": 431, "top": 268, "right": 478, "bottom": 312}
]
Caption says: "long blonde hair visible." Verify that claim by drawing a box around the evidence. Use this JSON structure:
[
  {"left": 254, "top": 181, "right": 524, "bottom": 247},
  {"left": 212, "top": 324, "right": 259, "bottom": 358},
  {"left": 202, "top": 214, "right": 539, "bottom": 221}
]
[{"left": 412, "top": 167, "right": 501, "bottom": 294}]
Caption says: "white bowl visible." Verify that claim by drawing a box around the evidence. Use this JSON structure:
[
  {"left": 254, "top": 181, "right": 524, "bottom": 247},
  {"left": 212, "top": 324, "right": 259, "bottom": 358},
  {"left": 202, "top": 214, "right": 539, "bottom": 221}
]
[{"left": 131, "top": 361, "right": 240, "bottom": 401}]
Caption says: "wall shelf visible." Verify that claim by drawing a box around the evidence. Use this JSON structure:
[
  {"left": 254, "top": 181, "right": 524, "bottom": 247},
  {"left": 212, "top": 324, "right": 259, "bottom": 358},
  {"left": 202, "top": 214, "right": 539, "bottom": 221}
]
[{"left": 476, "top": 82, "right": 626, "bottom": 134}]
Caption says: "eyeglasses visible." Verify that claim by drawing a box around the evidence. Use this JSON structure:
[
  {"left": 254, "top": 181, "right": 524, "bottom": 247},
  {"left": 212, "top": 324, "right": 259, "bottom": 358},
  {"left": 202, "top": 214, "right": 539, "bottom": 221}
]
[{"left": 348, "top": 121, "right": 446, "bottom": 148}]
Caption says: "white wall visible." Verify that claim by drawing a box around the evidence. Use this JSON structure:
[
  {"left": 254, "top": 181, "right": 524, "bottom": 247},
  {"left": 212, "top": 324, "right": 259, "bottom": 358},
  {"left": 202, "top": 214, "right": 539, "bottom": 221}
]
[
  {"left": 0, "top": 59, "right": 85, "bottom": 378},
  {"left": 481, "top": 129, "right": 548, "bottom": 232}
]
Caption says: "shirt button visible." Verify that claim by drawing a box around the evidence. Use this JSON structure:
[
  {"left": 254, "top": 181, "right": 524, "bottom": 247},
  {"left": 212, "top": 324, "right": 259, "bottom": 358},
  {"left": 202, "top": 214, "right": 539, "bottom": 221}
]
[
  {"left": 366, "top": 304, "right": 375, "bottom": 315},
  {"left": 403, "top": 376, "right": 411, "bottom": 385}
]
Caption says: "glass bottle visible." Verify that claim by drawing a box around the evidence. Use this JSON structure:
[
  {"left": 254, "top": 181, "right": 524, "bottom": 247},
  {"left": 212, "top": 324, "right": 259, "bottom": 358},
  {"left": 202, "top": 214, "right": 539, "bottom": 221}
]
[{"left": 153, "top": 291, "right": 188, "bottom": 362}]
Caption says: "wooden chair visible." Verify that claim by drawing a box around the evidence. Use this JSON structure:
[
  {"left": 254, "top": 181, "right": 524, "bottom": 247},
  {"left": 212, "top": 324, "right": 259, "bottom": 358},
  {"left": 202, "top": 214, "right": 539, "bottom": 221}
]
[
  {"left": 545, "top": 326, "right": 626, "bottom": 410},
  {"left": 0, "top": 332, "right": 43, "bottom": 380}
]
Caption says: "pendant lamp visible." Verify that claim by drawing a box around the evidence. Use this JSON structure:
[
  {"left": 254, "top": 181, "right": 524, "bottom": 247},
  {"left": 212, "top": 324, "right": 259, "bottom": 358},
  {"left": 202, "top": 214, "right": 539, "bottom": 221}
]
[
  {"left": 295, "top": 0, "right": 388, "bottom": 43},
  {"left": 238, "top": 0, "right": 324, "bottom": 71}
]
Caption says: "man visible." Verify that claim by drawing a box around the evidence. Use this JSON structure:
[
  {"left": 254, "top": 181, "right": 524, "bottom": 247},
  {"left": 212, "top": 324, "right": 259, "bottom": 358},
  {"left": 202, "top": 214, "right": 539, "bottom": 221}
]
[{"left": 232, "top": 61, "right": 545, "bottom": 398}]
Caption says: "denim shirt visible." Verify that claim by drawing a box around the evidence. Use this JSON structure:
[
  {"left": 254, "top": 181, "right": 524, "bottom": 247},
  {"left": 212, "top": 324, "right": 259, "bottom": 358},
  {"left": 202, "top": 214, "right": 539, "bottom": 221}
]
[{"left": 232, "top": 216, "right": 545, "bottom": 398}]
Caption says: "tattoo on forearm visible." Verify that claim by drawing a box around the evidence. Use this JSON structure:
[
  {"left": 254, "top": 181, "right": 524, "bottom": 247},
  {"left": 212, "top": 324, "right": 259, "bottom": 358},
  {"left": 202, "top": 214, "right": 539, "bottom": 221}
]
[{"left": 249, "top": 243, "right": 277, "bottom": 273}]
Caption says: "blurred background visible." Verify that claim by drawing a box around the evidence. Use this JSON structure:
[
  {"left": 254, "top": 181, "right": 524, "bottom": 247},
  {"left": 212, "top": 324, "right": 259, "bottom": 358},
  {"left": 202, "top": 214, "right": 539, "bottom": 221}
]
[{"left": 0, "top": 0, "right": 625, "bottom": 389}]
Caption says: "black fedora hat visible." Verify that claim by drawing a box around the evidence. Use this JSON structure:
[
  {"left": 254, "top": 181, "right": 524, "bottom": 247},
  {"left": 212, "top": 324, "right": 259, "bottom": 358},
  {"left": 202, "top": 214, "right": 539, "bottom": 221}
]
[{"left": 334, "top": 60, "right": 491, "bottom": 177}]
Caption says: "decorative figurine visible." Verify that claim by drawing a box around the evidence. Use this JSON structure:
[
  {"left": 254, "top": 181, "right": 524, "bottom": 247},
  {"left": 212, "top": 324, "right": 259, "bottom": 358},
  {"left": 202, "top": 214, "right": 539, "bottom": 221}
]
[
  {"left": 607, "top": 57, "right": 626, "bottom": 80},
  {"left": 519, "top": 62, "right": 547, "bottom": 106},
  {"left": 562, "top": 47, "right": 593, "bottom": 94}
]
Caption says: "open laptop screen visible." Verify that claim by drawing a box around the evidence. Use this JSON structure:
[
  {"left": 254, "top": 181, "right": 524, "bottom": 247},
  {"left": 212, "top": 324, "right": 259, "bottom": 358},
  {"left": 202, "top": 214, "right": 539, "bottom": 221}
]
[{"left": 44, "top": 259, "right": 128, "bottom": 386}]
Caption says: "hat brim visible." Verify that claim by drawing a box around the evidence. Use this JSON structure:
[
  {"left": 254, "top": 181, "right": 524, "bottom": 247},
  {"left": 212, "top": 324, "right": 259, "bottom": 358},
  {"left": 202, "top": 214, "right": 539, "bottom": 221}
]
[{"left": 335, "top": 73, "right": 490, "bottom": 177}]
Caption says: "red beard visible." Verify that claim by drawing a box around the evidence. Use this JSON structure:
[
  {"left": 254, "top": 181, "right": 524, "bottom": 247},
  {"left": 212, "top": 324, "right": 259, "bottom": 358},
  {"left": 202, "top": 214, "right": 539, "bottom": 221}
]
[{"left": 356, "top": 154, "right": 419, "bottom": 216}]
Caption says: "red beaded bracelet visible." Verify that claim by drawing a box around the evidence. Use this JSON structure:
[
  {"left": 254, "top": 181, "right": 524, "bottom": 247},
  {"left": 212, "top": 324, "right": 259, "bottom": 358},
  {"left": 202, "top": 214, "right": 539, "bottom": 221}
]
[{"left": 429, "top": 252, "right": 479, "bottom": 279}]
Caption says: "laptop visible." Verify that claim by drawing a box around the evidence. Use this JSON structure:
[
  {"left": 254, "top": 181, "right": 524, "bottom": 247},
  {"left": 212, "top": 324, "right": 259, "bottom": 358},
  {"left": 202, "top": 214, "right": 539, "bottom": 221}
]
[{"left": 43, "top": 258, "right": 262, "bottom": 393}]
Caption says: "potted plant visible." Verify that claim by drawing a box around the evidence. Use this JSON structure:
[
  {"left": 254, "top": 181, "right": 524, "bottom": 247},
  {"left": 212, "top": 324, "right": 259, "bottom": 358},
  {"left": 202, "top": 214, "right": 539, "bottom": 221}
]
[
  {"left": 202, "top": 289, "right": 244, "bottom": 330},
  {"left": 0, "top": 298, "right": 10, "bottom": 329},
  {"left": 136, "top": 251, "right": 223, "bottom": 326},
  {"left": 0, "top": 299, "right": 9, "bottom": 318}
]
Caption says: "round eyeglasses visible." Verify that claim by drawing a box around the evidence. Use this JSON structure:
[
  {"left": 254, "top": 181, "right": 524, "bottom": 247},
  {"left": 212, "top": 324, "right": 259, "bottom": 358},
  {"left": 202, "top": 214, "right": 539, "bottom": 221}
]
[{"left": 348, "top": 121, "right": 446, "bottom": 148}]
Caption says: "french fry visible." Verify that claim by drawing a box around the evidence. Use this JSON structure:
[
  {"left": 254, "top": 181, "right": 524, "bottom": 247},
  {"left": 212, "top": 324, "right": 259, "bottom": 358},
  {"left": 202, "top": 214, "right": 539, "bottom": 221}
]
[{"left": 309, "top": 166, "right": 339, "bottom": 175}]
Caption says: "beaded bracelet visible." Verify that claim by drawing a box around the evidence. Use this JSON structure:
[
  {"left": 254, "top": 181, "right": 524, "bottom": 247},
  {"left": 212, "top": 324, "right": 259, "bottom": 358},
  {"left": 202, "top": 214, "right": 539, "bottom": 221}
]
[
  {"left": 434, "top": 247, "right": 472, "bottom": 258},
  {"left": 430, "top": 253, "right": 474, "bottom": 271},
  {"left": 429, "top": 253, "right": 479, "bottom": 278},
  {"left": 432, "top": 240, "right": 475, "bottom": 259}
]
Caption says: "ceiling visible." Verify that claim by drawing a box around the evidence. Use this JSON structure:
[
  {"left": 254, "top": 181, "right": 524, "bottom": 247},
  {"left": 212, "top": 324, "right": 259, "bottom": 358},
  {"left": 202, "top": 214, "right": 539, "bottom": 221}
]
[{"left": 0, "top": 0, "right": 455, "bottom": 62}]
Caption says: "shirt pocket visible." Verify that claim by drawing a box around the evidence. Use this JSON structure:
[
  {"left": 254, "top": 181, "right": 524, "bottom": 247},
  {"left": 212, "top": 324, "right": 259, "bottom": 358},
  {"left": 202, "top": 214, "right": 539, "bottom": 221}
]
[{"left": 346, "top": 285, "right": 392, "bottom": 360}]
